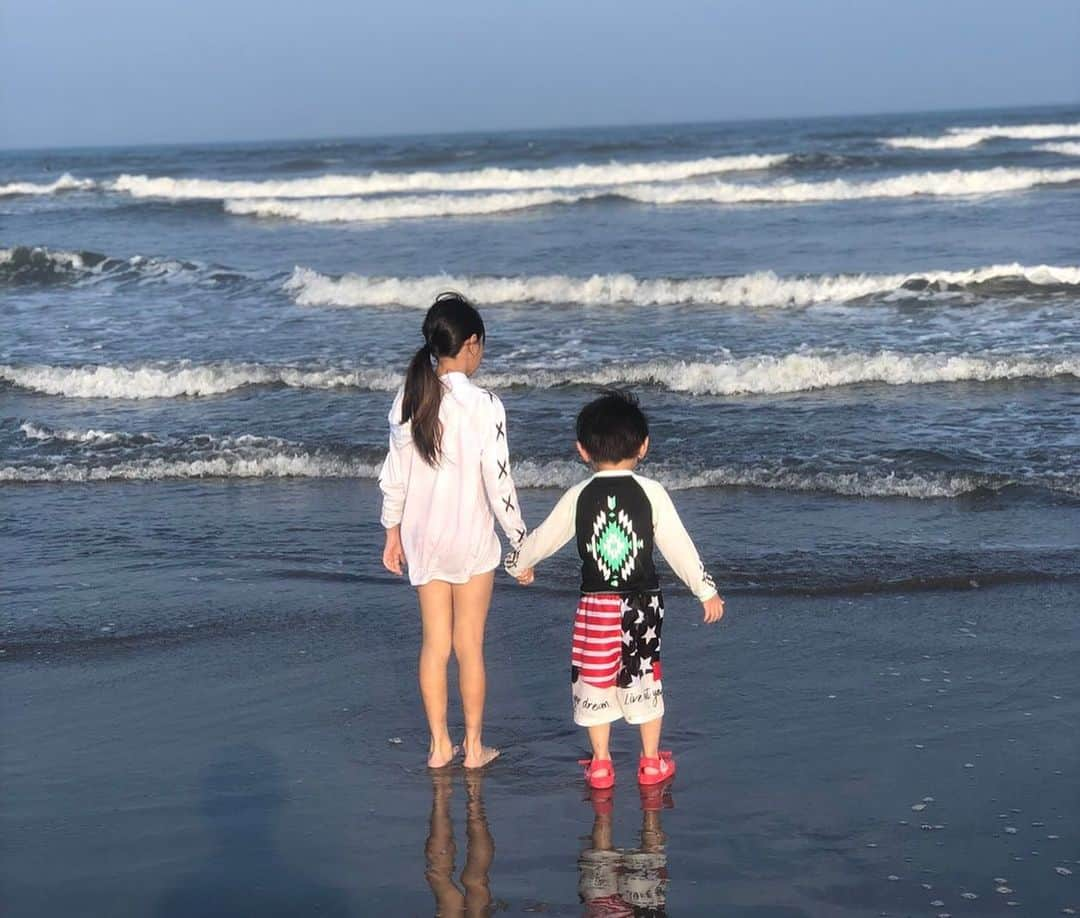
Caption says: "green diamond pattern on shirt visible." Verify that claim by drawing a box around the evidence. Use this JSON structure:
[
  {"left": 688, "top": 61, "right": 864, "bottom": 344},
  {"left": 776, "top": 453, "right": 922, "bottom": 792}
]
[{"left": 587, "top": 494, "right": 644, "bottom": 587}]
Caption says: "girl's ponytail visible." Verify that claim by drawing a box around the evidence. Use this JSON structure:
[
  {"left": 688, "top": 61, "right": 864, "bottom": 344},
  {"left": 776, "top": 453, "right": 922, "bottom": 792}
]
[
  {"left": 401, "top": 292, "right": 486, "bottom": 467},
  {"left": 402, "top": 342, "right": 443, "bottom": 466}
]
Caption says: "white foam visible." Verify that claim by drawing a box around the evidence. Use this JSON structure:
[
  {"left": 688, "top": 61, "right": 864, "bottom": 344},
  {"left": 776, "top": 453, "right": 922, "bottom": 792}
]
[
  {"left": 503, "top": 461, "right": 1080, "bottom": 498},
  {"left": 5, "top": 453, "right": 1066, "bottom": 498},
  {"left": 479, "top": 352, "right": 1080, "bottom": 396},
  {"left": 0, "top": 363, "right": 401, "bottom": 399},
  {"left": 225, "top": 189, "right": 582, "bottom": 222},
  {"left": 1, "top": 455, "right": 381, "bottom": 483},
  {"left": 19, "top": 421, "right": 131, "bottom": 445},
  {"left": 111, "top": 154, "right": 787, "bottom": 199},
  {"left": 5, "top": 351, "right": 1075, "bottom": 401},
  {"left": 285, "top": 263, "right": 1080, "bottom": 309},
  {"left": 0, "top": 173, "right": 95, "bottom": 197},
  {"left": 1038, "top": 141, "right": 1080, "bottom": 157},
  {"left": 884, "top": 122, "right": 1080, "bottom": 149},
  {"left": 0, "top": 247, "right": 88, "bottom": 270},
  {"left": 621, "top": 167, "right": 1080, "bottom": 206},
  {"left": 233, "top": 167, "right": 1080, "bottom": 222}
]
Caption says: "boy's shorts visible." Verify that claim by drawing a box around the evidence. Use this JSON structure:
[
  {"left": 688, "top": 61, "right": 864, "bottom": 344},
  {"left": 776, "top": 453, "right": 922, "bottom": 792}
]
[{"left": 570, "top": 591, "right": 665, "bottom": 727}]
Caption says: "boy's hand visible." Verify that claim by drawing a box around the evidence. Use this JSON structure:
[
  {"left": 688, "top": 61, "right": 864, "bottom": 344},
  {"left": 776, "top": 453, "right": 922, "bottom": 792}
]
[
  {"left": 702, "top": 594, "right": 725, "bottom": 623},
  {"left": 382, "top": 526, "right": 406, "bottom": 576},
  {"left": 515, "top": 568, "right": 535, "bottom": 586}
]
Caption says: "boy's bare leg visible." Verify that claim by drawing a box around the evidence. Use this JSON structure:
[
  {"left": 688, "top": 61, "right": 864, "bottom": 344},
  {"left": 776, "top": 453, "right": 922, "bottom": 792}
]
[
  {"left": 591, "top": 801, "right": 614, "bottom": 850},
  {"left": 418, "top": 580, "right": 456, "bottom": 767},
  {"left": 640, "top": 809, "right": 666, "bottom": 851},
  {"left": 587, "top": 722, "right": 612, "bottom": 762},
  {"left": 639, "top": 716, "right": 662, "bottom": 759},
  {"left": 452, "top": 571, "right": 499, "bottom": 768}
]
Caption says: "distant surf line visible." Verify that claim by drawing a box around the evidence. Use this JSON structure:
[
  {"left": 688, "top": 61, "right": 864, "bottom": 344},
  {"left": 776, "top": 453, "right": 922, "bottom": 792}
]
[
  {"left": 882, "top": 121, "right": 1080, "bottom": 150},
  {"left": 224, "top": 166, "right": 1080, "bottom": 222},
  {"left": 108, "top": 154, "right": 788, "bottom": 199}
]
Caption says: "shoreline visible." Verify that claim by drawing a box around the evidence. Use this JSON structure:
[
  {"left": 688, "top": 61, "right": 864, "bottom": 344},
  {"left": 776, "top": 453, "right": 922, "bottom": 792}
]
[{"left": 4, "top": 580, "right": 1078, "bottom": 916}]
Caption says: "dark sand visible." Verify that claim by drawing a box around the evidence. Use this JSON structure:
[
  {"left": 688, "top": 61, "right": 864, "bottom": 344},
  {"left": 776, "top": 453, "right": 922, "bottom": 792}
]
[{"left": 4, "top": 575, "right": 1079, "bottom": 916}]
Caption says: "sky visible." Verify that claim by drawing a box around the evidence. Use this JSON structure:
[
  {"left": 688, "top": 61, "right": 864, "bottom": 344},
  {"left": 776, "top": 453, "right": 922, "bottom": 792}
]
[{"left": 1, "top": 0, "right": 1077, "bottom": 149}]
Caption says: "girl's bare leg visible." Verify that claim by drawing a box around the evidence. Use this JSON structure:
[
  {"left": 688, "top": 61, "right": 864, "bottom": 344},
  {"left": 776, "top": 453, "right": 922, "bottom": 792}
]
[
  {"left": 461, "top": 771, "right": 495, "bottom": 916},
  {"left": 451, "top": 571, "right": 499, "bottom": 768},
  {"left": 424, "top": 773, "right": 465, "bottom": 912},
  {"left": 418, "top": 580, "right": 456, "bottom": 767}
]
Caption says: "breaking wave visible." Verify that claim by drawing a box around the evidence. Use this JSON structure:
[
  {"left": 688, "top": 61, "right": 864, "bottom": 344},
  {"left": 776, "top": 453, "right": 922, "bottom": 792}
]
[
  {"left": 1, "top": 455, "right": 380, "bottom": 483},
  {"left": 883, "top": 122, "right": 1080, "bottom": 149},
  {"left": 3, "top": 351, "right": 1077, "bottom": 400},
  {"left": 285, "top": 263, "right": 1080, "bottom": 309},
  {"left": 621, "top": 167, "right": 1080, "bottom": 205},
  {"left": 3, "top": 425, "right": 380, "bottom": 482},
  {"left": 0, "top": 245, "right": 221, "bottom": 287},
  {"left": 510, "top": 460, "right": 1070, "bottom": 499},
  {"left": 0, "top": 173, "right": 95, "bottom": 197},
  {"left": 0, "top": 362, "right": 400, "bottom": 399},
  {"left": 229, "top": 167, "right": 1080, "bottom": 221},
  {"left": 225, "top": 190, "right": 582, "bottom": 222},
  {"left": 111, "top": 154, "right": 786, "bottom": 199},
  {"left": 1039, "top": 141, "right": 1080, "bottom": 157},
  {"left": 18, "top": 421, "right": 143, "bottom": 445},
  {"left": 4, "top": 442, "right": 1075, "bottom": 499}
]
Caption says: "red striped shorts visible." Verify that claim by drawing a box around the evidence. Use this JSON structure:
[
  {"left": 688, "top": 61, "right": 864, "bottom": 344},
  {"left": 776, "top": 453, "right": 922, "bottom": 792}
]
[{"left": 570, "top": 592, "right": 665, "bottom": 726}]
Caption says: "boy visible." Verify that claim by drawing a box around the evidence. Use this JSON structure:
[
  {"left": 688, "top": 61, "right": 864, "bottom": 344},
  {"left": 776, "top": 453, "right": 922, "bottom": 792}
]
[{"left": 506, "top": 390, "right": 724, "bottom": 788}]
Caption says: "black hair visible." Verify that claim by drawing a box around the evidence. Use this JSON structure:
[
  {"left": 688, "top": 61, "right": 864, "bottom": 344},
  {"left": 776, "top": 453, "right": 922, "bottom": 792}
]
[
  {"left": 401, "top": 291, "right": 486, "bottom": 466},
  {"left": 575, "top": 389, "right": 649, "bottom": 464}
]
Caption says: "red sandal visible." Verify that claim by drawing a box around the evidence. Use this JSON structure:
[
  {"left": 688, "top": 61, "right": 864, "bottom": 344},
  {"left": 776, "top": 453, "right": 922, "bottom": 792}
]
[
  {"left": 637, "top": 750, "right": 676, "bottom": 786},
  {"left": 578, "top": 757, "right": 616, "bottom": 789}
]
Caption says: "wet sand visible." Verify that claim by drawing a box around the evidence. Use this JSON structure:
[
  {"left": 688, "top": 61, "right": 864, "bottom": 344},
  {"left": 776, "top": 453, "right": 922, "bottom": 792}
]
[{"left": 3, "top": 578, "right": 1078, "bottom": 916}]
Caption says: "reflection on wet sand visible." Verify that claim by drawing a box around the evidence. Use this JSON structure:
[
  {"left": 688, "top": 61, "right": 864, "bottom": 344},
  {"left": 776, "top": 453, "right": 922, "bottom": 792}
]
[
  {"left": 578, "top": 785, "right": 671, "bottom": 917},
  {"left": 425, "top": 771, "right": 494, "bottom": 916}
]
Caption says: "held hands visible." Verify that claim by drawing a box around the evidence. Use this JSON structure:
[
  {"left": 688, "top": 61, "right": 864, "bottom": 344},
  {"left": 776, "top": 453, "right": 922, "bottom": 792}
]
[
  {"left": 514, "top": 568, "right": 535, "bottom": 586},
  {"left": 702, "top": 594, "right": 725, "bottom": 623},
  {"left": 382, "top": 526, "right": 406, "bottom": 576}
]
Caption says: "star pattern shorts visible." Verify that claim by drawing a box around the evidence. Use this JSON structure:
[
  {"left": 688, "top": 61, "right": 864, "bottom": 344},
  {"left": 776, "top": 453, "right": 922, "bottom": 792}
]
[{"left": 571, "top": 591, "right": 665, "bottom": 726}]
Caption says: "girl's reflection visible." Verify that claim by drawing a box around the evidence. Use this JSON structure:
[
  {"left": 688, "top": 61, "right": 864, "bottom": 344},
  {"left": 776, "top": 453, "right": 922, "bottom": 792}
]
[
  {"left": 425, "top": 771, "right": 494, "bottom": 916},
  {"left": 578, "top": 786, "right": 671, "bottom": 917}
]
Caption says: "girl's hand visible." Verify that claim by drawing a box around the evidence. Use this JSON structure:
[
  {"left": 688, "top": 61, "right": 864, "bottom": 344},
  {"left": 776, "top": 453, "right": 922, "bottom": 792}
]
[
  {"left": 515, "top": 568, "right": 535, "bottom": 586},
  {"left": 382, "top": 526, "right": 406, "bottom": 576},
  {"left": 702, "top": 594, "right": 724, "bottom": 623}
]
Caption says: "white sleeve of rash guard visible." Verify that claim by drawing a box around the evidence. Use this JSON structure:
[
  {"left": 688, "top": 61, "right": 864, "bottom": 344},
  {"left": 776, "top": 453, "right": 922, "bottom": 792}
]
[
  {"left": 638, "top": 475, "right": 718, "bottom": 601},
  {"left": 504, "top": 479, "right": 588, "bottom": 576}
]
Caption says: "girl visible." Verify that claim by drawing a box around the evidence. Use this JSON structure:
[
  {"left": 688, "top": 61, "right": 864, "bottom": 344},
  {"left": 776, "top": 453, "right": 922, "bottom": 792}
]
[{"left": 379, "top": 292, "right": 526, "bottom": 769}]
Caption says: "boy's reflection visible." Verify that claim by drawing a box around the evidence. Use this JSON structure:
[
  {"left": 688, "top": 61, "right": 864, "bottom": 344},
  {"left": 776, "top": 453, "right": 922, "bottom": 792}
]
[
  {"left": 578, "top": 786, "right": 671, "bottom": 917},
  {"left": 425, "top": 771, "right": 494, "bottom": 916}
]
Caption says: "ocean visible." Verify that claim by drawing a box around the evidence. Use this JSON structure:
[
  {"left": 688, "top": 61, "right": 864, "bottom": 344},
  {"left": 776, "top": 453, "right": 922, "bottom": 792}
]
[{"left": 2, "top": 105, "right": 1079, "bottom": 915}]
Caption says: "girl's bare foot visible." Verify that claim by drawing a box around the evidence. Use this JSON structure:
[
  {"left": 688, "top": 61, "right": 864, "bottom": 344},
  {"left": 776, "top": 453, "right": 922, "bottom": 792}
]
[
  {"left": 427, "top": 739, "right": 458, "bottom": 769},
  {"left": 461, "top": 739, "right": 500, "bottom": 769}
]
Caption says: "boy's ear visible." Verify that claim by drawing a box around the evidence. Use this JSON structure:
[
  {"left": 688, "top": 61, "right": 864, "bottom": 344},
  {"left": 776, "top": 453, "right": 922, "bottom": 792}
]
[
  {"left": 575, "top": 441, "right": 592, "bottom": 464},
  {"left": 638, "top": 436, "right": 649, "bottom": 460}
]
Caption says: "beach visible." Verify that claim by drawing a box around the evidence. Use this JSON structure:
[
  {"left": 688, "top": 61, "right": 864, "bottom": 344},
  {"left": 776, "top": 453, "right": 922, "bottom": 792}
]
[
  {"left": 3, "top": 482, "right": 1079, "bottom": 915},
  {"left": 3, "top": 104, "right": 1080, "bottom": 914}
]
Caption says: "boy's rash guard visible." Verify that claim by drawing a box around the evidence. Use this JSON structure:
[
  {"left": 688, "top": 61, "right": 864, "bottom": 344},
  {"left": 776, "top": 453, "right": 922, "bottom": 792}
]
[
  {"left": 506, "top": 470, "right": 717, "bottom": 600},
  {"left": 379, "top": 371, "right": 526, "bottom": 586}
]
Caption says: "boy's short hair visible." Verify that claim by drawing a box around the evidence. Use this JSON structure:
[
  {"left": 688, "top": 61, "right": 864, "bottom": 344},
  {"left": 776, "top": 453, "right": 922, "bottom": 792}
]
[{"left": 576, "top": 389, "right": 649, "bottom": 464}]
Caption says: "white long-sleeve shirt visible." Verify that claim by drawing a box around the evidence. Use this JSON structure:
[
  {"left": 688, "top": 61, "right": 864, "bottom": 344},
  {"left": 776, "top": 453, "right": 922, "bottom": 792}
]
[
  {"left": 379, "top": 371, "right": 526, "bottom": 586},
  {"left": 505, "top": 470, "right": 717, "bottom": 601}
]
